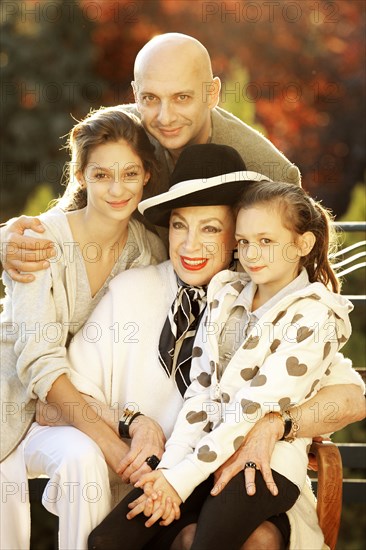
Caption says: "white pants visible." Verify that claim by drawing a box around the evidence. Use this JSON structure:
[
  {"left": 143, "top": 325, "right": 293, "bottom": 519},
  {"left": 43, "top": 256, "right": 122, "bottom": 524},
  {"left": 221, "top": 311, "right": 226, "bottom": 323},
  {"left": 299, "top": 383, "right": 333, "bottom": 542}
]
[{"left": 1, "top": 423, "right": 114, "bottom": 550}]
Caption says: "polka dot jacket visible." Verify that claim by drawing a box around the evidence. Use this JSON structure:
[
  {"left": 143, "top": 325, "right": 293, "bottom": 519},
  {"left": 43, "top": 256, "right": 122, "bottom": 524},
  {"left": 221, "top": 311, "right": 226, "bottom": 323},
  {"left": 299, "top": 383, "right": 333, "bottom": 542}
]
[{"left": 159, "top": 269, "right": 353, "bottom": 502}]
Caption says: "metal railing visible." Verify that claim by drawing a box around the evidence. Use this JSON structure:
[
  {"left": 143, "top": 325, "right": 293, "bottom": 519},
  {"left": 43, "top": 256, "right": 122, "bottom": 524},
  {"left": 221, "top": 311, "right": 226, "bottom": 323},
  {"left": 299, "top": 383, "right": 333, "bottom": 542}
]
[
  {"left": 332, "top": 222, "right": 366, "bottom": 300},
  {"left": 320, "top": 222, "right": 365, "bottom": 504}
]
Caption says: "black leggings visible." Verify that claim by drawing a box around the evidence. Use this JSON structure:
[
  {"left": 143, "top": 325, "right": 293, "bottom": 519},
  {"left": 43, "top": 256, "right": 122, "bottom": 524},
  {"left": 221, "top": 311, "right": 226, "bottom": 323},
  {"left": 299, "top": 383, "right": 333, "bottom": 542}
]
[{"left": 88, "top": 470, "right": 299, "bottom": 550}]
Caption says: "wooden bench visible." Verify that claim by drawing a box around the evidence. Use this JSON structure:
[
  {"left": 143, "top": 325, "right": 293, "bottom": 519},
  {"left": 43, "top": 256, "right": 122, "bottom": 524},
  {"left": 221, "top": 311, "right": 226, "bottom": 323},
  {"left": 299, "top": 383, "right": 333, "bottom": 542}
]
[{"left": 311, "top": 440, "right": 366, "bottom": 549}]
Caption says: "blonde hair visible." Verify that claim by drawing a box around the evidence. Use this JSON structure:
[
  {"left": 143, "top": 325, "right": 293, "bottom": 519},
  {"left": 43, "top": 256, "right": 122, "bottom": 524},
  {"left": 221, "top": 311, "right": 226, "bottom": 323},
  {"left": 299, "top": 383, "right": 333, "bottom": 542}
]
[{"left": 57, "top": 106, "right": 157, "bottom": 211}]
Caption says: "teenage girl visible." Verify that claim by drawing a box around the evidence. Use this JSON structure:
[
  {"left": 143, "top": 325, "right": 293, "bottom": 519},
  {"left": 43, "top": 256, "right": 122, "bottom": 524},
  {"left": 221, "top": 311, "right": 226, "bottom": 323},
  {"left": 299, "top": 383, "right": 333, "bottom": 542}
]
[{"left": 0, "top": 106, "right": 166, "bottom": 550}]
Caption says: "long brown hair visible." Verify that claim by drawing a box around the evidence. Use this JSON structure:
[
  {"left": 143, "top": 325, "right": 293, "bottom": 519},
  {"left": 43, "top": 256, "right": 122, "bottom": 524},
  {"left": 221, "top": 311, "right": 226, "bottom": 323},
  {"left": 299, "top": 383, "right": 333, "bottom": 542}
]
[
  {"left": 236, "top": 181, "right": 341, "bottom": 292},
  {"left": 57, "top": 106, "right": 158, "bottom": 211}
]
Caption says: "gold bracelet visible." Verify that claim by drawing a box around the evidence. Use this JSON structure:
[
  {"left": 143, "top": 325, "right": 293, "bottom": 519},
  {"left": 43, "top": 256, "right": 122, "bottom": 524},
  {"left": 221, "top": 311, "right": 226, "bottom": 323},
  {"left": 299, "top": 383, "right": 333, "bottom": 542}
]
[{"left": 282, "top": 409, "right": 300, "bottom": 443}]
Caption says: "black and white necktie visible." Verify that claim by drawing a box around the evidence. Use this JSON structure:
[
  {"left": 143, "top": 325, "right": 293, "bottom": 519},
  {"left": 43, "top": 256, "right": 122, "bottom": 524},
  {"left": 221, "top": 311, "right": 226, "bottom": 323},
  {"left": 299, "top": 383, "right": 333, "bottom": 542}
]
[{"left": 158, "top": 279, "right": 207, "bottom": 397}]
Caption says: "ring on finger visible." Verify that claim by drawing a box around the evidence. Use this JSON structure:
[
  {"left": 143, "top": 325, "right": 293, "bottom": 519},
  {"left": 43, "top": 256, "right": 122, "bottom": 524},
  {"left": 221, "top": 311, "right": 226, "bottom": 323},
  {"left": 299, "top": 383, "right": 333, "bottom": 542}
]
[
  {"left": 146, "top": 454, "right": 160, "bottom": 470},
  {"left": 244, "top": 461, "right": 257, "bottom": 470}
]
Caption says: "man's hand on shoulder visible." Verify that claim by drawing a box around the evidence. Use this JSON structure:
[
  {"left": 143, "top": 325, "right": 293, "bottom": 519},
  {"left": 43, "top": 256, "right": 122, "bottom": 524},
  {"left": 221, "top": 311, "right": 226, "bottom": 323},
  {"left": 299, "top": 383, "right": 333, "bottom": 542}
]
[{"left": 1, "top": 215, "right": 55, "bottom": 282}]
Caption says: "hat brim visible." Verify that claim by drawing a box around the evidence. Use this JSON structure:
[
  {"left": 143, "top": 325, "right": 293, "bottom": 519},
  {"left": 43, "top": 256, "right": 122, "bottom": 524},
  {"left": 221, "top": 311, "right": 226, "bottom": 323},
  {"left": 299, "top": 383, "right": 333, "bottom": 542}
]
[{"left": 138, "top": 170, "right": 271, "bottom": 227}]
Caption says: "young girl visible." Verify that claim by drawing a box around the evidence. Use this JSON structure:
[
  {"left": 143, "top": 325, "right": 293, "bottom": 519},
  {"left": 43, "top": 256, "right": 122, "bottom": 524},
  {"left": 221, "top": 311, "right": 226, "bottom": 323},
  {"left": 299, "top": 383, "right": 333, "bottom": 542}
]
[
  {"left": 0, "top": 106, "right": 166, "bottom": 549},
  {"left": 118, "top": 180, "right": 353, "bottom": 549}
]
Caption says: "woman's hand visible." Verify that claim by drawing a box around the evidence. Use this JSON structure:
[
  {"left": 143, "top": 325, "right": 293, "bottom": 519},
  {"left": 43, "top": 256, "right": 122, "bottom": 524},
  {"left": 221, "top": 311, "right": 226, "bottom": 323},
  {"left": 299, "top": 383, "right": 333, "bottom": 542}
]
[
  {"left": 212, "top": 412, "right": 284, "bottom": 497},
  {"left": 117, "top": 416, "right": 166, "bottom": 484},
  {"left": 1, "top": 215, "right": 55, "bottom": 282},
  {"left": 128, "top": 471, "right": 181, "bottom": 527}
]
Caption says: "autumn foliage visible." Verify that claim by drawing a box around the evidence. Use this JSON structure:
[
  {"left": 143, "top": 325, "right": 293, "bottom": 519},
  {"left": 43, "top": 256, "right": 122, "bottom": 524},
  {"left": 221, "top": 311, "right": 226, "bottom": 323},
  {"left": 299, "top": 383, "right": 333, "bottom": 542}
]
[{"left": 1, "top": 0, "right": 365, "bottom": 219}]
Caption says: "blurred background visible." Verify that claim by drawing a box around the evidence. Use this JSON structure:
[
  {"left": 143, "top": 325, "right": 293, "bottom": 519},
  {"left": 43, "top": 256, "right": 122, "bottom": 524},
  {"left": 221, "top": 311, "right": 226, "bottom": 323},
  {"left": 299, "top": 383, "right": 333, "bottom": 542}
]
[{"left": 1, "top": 0, "right": 365, "bottom": 548}]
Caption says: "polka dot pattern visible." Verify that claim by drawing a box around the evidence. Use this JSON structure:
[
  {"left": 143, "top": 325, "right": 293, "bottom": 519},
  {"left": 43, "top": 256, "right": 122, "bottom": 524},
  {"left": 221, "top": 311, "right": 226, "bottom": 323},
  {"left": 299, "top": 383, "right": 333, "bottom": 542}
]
[
  {"left": 186, "top": 410, "right": 208, "bottom": 424},
  {"left": 296, "top": 326, "right": 314, "bottom": 342},
  {"left": 240, "top": 366, "right": 259, "bottom": 381},
  {"left": 221, "top": 392, "right": 230, "bottom": 403},
  {"left": 270, "top": 339, "right": 281, "bottom": 353},
  {"left": 197, "top": 445, "right": 217, "bottom": 462},
  {"left": 250, "top": 374, "right": 267, "bottom": 387},
  {"left": 241, "top": 399, "right": 261, "bottom": 415},
  {"left": 286, "top": 356, "right": 308, "bottom": 376},
  {"left": 323, "top": 342, "right": 331, "bottom": 360},
  {"left": 242, "top": 335, "right": 259, "bottom": 350},
  {"left": 192, "top": 346, "right": 203, "bottom": 358},
  {"left": 197, "top": 372, "right": 211, "bottom": 387},
  {"left": 173, "top": 276, "right": 351, "bottom": 495},
  {"left": 233, "top": 436, "right": 244, "bottom": 451},
  {"left": 279, "top": 397, "right": 291, "bottom": 411},
  {"left": 272, "top": 310, "right": 287, "bottom": 324},
  {"left": 291, "top": 313, "right": 303, "bottom": 324},
  {"left": 203, "top": 421, "right": 213, "bottom": 433}
]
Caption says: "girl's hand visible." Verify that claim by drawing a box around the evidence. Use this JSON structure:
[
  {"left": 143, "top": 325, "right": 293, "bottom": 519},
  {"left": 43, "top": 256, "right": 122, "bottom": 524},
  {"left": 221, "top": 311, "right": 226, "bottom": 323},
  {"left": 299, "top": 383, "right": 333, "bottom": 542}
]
[
  {"left": 131, "top": 471, "right": 182, "bottom": 527},
  {"left": 127, "top": 492, "right": 150, "bottom": 511},
  {"left": 136, "top": 492, "right": 180, "bottom": 528},
  {"left": 144, "top": 494, "right": 180, "bottom": 527},
  {"left": 126, "top": 493, "right": 154, "bottom": 520},
  {"left": 159, "top": 500, "right": 181, "bottom": 527},
  {"left": 126, "top": 480, "right": 157, "bottom": 519},
  {"left": 127, "top": 490, "right": 180, "bottom": 527}
]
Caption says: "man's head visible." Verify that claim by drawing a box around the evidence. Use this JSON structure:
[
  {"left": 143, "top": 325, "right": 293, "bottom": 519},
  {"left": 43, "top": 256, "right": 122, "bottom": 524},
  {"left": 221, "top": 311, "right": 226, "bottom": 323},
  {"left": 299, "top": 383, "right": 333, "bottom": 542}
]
[{"left": 132, "top": 33, "right": 221, "bottom": 160}]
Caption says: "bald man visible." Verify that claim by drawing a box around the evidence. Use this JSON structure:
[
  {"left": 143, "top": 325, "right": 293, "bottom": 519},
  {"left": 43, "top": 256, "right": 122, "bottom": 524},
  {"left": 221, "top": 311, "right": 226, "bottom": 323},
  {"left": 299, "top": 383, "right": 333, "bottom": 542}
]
[{"left": 129, "top": 33, "right": 300, "bottom": 204}]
